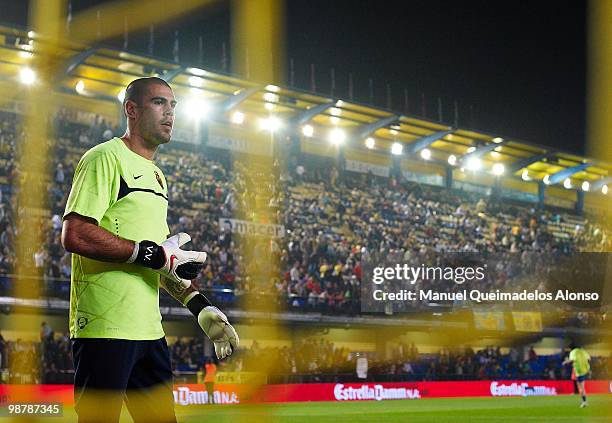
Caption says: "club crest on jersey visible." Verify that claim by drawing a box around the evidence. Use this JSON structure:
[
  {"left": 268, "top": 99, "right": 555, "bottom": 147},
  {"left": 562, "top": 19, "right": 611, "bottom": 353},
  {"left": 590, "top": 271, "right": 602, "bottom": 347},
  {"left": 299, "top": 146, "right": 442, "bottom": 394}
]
[
  {"left": 154, "top": 171, "right": 164, "bottom": 189},
  {"left": 77, "top": 317, "right": 88, "bottom": 329}
]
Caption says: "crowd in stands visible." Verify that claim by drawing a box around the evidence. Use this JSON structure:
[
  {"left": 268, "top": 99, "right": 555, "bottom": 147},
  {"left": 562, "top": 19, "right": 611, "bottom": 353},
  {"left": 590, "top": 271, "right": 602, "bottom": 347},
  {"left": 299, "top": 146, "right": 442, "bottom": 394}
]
[
  {"left": 5, "top": 329, "right": 608, "bottom": 384},
  {"left": 170, "top": 337, "right": 206, "bottom": 372},
  {"left": 40, "top": 325, "right": 72, "bottom": 384},
  {"left": 0, "top": 109, "right": 610, "bottom": 314},
  {"left": 0, "top": 105, "right": 611, "bottom": 384},
  {"left": 233, "top": 340, "right": 612, "bottom": 384},
  {"left": 0, "top": 323, "right": 73, "bottom": 384},
  {"left": 233, "top": 339, "right": 354, "bottom": 382}
]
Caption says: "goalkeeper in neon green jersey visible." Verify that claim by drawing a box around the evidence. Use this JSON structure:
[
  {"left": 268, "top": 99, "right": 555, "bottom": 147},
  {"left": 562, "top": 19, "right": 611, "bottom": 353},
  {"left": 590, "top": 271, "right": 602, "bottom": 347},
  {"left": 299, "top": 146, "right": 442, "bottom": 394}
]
[
  {"left": 62, "top": 77, "right": 238, "bottom": 423},
  {"left": 563, "top": 343, "right": 591, "bottom": 408}
]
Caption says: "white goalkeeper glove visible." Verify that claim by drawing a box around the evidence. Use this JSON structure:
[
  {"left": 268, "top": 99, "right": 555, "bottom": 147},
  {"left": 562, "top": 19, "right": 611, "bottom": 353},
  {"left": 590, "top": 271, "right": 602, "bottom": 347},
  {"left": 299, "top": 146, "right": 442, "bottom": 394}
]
[
  {"left": 127, "top": 233, "right": 207, "bottom": 290},
  {"left": 184, "top": 292, "right": 239, "bottom": 360},
  {"left": 198, "top": 306, "right": 240, "bottom": 360}
]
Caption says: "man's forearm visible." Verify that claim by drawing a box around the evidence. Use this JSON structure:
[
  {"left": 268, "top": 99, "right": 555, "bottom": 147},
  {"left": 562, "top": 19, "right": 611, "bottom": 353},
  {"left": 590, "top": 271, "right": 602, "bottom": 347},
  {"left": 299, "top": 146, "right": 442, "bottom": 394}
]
[{"left": 62, "top": 216, "right": 134, "bottom": 262}]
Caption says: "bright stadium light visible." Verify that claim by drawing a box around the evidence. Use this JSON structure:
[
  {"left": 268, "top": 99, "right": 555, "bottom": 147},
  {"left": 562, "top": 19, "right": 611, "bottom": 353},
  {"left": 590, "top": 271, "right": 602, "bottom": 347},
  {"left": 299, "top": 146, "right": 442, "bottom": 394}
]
[
  {"left": 185, "top": 98, "right": 210, "bottom": 120},
  {"left": 330, "top": 107, "right": 341, "bottom": 116},
  {"left": 188, "top": 76, "right": 204, "bottom": 87},
  {"left": 263, "top": 92, "right": 278, "bottom": 103},
  {"left": 447, "top": 155, "right": 457, "bottom": 166},
  {"left": 390, "top": 129, "right": 398, "bottom": 135},
  {"left": 466, "top": 157, "right": 481, "bottom": 171},
  {"left": 603, "top": 185, "right": 609, "bottom": 195},
  {"left": 581, "top": 181, "right": 590, "bottom": 192},
  {"left": 329, "top": 128, "right": 346, "bottom": 145},
  {"left": 492, "top": 163, "right": 505, "bottom": 176},
  {"left": 75, "top": 80, "right": 86, "bottom": 95},
  {"left": 260, "top": 116, "right": 281, "bottom": 132},
  {"left": 265, "top": 84, "right": 280, "bottom": 92},
  {"left": 521, "top": 170, "right": 530, "bottom": 181},
  {"left": 391, "top": 142, "right": 403, "bottom": 155},
  {"left": 302, "top": 124, "right": 314, "bottom": 137},
  {"left": 19, "top": 67, "right": 36, "bottom": 85},
  {"left": 264, "top": 102, "right": 275, "bottom": 111},
  {"left": 269, "top": 117, "right": 282, "bottom": 131},
  {"left": 492, "top": 137, "right": 504, "bottom": 143},
  {"left": 365, "top": 137, "right": 375, "bottom": 149},
  {"left": 466, "top": 146, "right": 476, "bottom": 153},
  {"left": 563, "top": 178, "right": 572, "bottom": 189},
  {"left": 187, "top": 67, "right": 206, "bottom": 76},
  {"left": 420, "top": 148, "right": 431, "bottom": 160},
  {"left": 543, "top": 175, "right": 551, "bottom": 185},
  {"left": 231, "top": 111, "right": 245, "bottom": 125},
  {"left": 117, "top": 89, "right": 126, "bottom": 103}
]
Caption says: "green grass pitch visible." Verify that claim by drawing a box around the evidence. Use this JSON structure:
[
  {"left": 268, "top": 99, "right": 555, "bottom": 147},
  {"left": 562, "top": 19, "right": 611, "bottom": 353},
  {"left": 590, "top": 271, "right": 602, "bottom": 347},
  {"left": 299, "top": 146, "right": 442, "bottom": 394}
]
[{"left": 51, "top": 394, "right": 611, "bottom": 422}]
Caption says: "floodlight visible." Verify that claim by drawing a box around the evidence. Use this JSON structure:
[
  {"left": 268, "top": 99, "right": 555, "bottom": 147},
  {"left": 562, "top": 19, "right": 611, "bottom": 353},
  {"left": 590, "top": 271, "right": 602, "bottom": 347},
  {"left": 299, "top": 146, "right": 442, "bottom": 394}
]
[
  {"left": 260, "top": 116, "right": 281, "bottom": 132},
  {"left": 75, "top": 80, "right": 85, "bottom": 95},
  {"left": 188, "top": 76, "right": 204, "bottom": 87},
  {"left": 185, "top": 98, "right": 210, "bottom": 119},
  {"left": 329, "top": 128, "right": 346, "bottom": 145},
  {"left": 19, "top": 67, "right": 35, "bottom": 85},
  {"left": 302, "top": 125, "right": 314, "bottom": 137},
  {"left": 466, "top": 157, "right": 481, "bottom": 171},
  {"left": 391, "top": 142, "right": 403, "bottom": 155},
  {"left": 492, "top": 163, "right": 505, "bottom": 176},
  {"left": 521, "top": 170, "right": 530, "bottom": 181},
  {"left": 231, "top": 111, "right": 245, "bottom": 125},
  {"left": 581, "top": 181, "right": 590, "bottom": 192}
]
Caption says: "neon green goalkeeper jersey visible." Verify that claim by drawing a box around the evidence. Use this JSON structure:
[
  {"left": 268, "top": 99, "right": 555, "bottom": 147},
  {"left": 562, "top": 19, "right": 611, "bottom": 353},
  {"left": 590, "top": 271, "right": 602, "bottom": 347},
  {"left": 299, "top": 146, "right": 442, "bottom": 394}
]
[
  {"left": 569, "top": 348, "right": 591, "bottom": 377},
  {"left": 64, "top": 137, "right": 170, "bottom": 339}
]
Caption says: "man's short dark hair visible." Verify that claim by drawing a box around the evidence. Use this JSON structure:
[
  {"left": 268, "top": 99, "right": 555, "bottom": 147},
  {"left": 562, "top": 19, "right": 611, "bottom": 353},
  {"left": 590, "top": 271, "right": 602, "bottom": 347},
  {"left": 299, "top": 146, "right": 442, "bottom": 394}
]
[{"left": 124, "top": 77, "right": 172, "bottom": 106}]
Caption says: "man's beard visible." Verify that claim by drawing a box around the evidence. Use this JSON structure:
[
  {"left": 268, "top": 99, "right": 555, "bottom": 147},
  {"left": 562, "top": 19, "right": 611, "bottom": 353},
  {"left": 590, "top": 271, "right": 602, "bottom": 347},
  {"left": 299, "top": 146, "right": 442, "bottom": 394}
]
[{"left": 150, "top": 129, "right": 171, "bottom": 145}]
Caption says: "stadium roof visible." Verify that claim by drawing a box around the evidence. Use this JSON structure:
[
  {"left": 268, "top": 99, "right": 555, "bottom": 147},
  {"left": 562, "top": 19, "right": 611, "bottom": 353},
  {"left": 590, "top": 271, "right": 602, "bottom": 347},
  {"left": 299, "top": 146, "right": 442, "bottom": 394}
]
[{"left": 1, "top": 24, "right": 610, "bottom": 192}]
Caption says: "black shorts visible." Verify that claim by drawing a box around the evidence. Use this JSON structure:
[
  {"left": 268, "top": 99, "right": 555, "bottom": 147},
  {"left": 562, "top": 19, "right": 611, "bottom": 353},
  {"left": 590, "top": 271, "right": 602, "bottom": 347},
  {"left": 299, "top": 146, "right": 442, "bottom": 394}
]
[{"left": 72, "top": 338, "right": 176, "bottom": 423}]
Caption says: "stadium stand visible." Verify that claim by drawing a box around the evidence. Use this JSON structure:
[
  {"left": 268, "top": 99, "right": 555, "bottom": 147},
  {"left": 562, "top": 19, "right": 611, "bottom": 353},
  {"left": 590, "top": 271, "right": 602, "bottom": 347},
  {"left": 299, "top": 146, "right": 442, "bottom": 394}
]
[
  {"left": 0, "top": 110, "right": 610, "bottom": 311},
  {"left": 0, "top": 106, "right": 609, "bottom": 384},
  {"left": 3, "top": 331, "right": 610, "bottom": 385}
]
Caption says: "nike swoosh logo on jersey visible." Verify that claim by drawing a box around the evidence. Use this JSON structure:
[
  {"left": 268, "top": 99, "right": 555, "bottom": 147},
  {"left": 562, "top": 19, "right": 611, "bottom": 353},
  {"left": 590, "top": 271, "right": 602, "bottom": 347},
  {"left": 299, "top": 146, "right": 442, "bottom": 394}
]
[
  {"left": 117, "top": 176, "right": 168, "bottom": 202},
  {"left": 134, "top": 175, "right": 143, "bottom": 179}
]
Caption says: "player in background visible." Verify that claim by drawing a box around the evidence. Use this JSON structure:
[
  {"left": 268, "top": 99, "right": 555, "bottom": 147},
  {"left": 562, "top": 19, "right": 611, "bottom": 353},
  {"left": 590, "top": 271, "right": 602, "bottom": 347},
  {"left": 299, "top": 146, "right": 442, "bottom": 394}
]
[
  {"left": 203, "top": 358, "right": 217, "bottom": 404},
  {"left": 562, "top": 343, "right": 591, "bottom": 408},
  {"left": 62, "top": 77, "right": 238, "bottom": 422}
]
